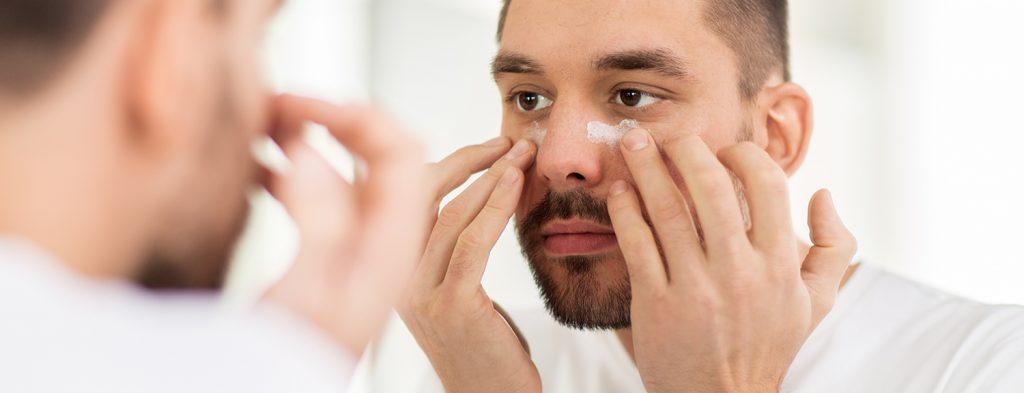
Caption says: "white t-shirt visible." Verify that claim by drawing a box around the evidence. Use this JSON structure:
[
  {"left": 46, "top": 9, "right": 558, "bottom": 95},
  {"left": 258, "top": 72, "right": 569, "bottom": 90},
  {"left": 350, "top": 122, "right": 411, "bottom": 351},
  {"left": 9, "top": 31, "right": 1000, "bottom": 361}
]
[
  {"left": 0, "top": 237, "right": 354, "bottom": 393},
  {"left": 362, "top": 264, "right": 1024, "bottom": 392}
]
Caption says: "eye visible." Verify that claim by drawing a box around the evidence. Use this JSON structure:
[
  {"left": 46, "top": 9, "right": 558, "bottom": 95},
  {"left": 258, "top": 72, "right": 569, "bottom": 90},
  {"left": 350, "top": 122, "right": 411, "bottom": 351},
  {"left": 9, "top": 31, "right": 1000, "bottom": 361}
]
[
  {"left": 514, "top": 92, "right": 554, "bottom": 112},
  {"left": 613, "top": 89, "right": 661, "bottom": 108}
]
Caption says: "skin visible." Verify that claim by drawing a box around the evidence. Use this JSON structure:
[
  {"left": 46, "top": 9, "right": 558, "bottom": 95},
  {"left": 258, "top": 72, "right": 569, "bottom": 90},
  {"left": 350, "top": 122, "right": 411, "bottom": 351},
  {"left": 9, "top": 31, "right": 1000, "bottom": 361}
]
[
  {"left": 401, "top": 0, "right": 857, "bottom": 392},
  {"left": 0, "top": 0, "right": 427, "bottom": 357}
]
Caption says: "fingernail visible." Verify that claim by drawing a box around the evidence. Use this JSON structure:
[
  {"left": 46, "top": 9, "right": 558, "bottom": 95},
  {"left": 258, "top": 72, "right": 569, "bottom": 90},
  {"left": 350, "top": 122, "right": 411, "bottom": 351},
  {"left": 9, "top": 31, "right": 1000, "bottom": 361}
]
[
  {"left": 484, "top": 136, "right": 507, "bottom": 147},
  {"left": 609, "top": 180, "right": 629, "bottom": 197},
  {"left": 500, "top": 167, "right": 520, "bottom": 186},
  {"left": 623, "top": 129, "right": 649, "bottom": 151},
  {"left": 506, "top": 139, "right": 530, "bottom": 160}
]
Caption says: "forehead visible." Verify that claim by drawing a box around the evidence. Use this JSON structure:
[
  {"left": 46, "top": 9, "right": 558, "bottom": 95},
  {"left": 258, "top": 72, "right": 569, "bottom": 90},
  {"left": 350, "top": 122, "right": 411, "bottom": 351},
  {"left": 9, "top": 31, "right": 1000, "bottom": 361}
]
[{"left": 499, "top": 0, "right": 726, "bottom": 63}]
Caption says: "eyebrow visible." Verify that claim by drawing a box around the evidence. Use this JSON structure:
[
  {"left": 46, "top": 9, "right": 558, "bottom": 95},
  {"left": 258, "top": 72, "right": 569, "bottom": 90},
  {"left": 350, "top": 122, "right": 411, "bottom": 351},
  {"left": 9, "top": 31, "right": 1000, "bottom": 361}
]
[
  {"left": 491, "top": 52, "right": 544, "bottom": 79},
  {"left": 491, "top": 48, "right": 691, "bottom": 81},
  {"left": 593, "top": 49, "right": 691, "bottom": 79}
]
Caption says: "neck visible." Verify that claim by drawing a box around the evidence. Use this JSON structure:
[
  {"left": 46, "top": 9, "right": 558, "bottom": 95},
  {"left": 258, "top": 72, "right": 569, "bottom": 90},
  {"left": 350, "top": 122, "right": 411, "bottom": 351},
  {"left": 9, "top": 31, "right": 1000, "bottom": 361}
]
[{"left": 613, "top": 241, "right": 860, "bottom": 363}]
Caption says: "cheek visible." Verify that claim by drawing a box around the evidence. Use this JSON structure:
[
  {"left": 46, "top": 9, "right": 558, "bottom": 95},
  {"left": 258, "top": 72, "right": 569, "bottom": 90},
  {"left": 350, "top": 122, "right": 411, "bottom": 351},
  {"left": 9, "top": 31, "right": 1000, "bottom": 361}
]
[
  {"left": 234, "top": 61, "right": 270, "bottom": 138},
  {"left": 517, "top": 174, "right": 546, "bottom": 216}
]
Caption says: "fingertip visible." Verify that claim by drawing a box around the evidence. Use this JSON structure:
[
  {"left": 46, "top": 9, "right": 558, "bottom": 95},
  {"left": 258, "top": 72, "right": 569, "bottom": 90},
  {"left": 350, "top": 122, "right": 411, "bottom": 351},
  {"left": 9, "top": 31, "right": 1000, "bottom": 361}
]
[
  {"left": 808, "top": 188, "right": 854, "bottom": 246},
  {"left": 809, "top": 189, "right": 838, "bottom": 223},
  {"left": 622, "top": 128, "right": 651, "bottom": 152}
]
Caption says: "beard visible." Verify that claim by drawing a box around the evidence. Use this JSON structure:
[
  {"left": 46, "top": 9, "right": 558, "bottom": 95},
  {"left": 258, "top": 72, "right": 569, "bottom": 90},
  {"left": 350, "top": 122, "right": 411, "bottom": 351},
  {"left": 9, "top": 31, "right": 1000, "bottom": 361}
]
[
  {"left": 516, "top": 189, "right": 633, "bottom": 330},
  {"left": 515, "top": 182, "right": 750, "bottom": 331},
  {"left": 136, "top": 199, "right": 251, "bottom": 290}
]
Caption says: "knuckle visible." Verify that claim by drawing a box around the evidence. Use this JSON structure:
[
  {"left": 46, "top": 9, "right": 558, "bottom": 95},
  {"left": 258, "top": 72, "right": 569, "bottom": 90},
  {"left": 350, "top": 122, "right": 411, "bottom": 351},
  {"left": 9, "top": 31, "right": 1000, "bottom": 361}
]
[
  {"left": 480, "top": 200, "right": 510, "bottom": 220},
  {"left": 692, "top": 291, "right": 723, "bottom": 315},
  {"left": 692, "top": 171, "right": 726, "bottom": 190},
  {"left": 436, "top": 202, "right": 468, "bottom": 231},
  {"left": 408, "top": 294, "right": 435, "bottom": 316},
  {"left": 651, "top": 196, "right": 689, "bottom": 221},
  {"left": 703, "top": 184, "right": 737, "bottom": 205},
  {"left": 482, "top": 164, "right": 508, "bottom": 183},
  {"left": 457, "top": 230, "right": 487, "bottom": 251},
  {"left": 630, "top": 151, "right": 665, "bottom": 175}
]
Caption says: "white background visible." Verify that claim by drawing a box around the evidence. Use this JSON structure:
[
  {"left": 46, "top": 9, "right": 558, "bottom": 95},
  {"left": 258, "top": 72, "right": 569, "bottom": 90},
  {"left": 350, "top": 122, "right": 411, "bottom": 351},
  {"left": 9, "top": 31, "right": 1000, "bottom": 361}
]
[{"left": 224, "top": 0, "right": 1024, "bottom": 388}]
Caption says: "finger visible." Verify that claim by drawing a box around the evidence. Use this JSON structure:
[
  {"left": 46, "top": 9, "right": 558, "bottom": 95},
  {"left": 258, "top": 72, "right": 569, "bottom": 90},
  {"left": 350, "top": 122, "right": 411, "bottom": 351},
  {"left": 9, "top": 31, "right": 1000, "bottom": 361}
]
[
  {"left": 619, "top": 128, "right": 705, "bottom": 276},
  {"left": 607, "top": 180, "right": 669, "bottom": 291},
  {"left": 717, "top": 142, "right": 795, "bottom": 253},
  {"left": 444, "top": 167, "right": 524, "bottom": 294},
  {"left": 429, "top": 137, "right": 512, "bottom": 202},
  {"left": 663, "top": 134, "right": 747, "bottom": 250},
  {"left": 801, "top": 189, "right": 857, "bottom": 323},
  {"left": 268, "top": 140, "right": 357, "bottom": 255},
  {"left": 277, "top": 95, "right": 429, "bottom": 296},
  {"left": 276, "top": 94, "right": 425, "bottom": 222},
  {"left": 422, "top": 137, "right": 513, "bottom": 243},
  {"left": 268, "top": 95, "right": 307, "bottom": 148},
  {"left": 418, "top": 139, "right": 536, "bottom": 287}
]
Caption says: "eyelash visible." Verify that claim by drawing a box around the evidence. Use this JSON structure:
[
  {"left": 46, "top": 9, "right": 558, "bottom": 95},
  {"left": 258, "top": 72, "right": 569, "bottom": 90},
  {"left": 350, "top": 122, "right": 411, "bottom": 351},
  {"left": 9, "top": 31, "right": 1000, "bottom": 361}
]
[
  {"left": 612, "top": 89, "right": 664, "bottom": 113},
  {"left": 503, "top": 88, "right": 666, "bottom": 112}
]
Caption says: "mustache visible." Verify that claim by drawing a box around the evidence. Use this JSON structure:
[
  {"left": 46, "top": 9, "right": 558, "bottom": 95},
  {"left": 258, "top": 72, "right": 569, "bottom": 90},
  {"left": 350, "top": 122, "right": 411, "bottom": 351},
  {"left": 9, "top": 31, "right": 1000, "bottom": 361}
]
[{"left": 518, "top": 189, "right": 612, "bottom": 235}]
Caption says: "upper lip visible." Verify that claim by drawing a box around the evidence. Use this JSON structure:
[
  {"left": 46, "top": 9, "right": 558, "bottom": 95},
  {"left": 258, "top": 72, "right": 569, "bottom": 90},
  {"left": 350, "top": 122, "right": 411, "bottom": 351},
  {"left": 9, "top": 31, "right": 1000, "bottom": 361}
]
[{"left": 540, "top": 219, "right": 615, "bottom": 236}]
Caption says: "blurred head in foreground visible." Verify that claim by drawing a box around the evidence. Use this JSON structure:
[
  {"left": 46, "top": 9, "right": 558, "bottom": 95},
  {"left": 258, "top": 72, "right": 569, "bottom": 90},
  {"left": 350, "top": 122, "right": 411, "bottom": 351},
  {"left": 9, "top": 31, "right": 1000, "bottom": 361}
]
[{"left": 0, "top": 0, "right": 285, "bottom": 289}]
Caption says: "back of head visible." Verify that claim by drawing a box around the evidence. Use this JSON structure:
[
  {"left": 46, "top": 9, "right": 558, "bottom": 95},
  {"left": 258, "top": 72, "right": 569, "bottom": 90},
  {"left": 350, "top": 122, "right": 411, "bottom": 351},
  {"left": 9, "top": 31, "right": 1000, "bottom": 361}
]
[
  {"left": 0, "top": 0, "right": 272, "bottom": 291},
  {"left": 0, "top": 0, "right": 110, "bottom": 97}
]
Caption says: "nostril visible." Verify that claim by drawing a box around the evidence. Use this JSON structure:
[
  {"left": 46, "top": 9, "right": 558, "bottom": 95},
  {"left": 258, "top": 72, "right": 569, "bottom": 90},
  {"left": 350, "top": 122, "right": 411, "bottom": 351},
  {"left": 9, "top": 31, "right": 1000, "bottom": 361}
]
[{"left": 568, "top": 172, "right": 585, "bottom": 181}]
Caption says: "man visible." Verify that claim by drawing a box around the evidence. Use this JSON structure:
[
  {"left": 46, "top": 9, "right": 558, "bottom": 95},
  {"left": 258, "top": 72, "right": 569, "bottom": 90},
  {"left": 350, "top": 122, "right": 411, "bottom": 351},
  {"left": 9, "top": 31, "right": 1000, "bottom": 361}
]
[
  {"left": 0, "top": 0, "right": 427, "bottom": 391},
  {"left": 388, "top": 0, "right": 1024, "bottom": 392}
]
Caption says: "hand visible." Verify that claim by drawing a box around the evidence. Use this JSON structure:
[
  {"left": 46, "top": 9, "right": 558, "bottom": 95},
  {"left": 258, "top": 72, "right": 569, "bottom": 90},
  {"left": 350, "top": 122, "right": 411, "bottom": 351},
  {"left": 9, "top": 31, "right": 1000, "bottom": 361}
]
[
  {"left": 399, "top": 138, "right": 542, "bottom": 393},
  {"left": 607, "top": 130, "right": 857, "bottom": 393},
  {"left": 262, "top": 95, "right": 428, "bottom": 356}
]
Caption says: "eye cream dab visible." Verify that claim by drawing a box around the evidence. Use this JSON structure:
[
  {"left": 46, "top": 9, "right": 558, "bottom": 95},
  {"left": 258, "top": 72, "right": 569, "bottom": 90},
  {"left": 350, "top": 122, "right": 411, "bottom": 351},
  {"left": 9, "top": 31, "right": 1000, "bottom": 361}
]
[
  {"left": 526, "top": 121, "right": 548, "bottom": 145},
  {"left": 586, "top": 119, "right": 640, "bottom": 146}
]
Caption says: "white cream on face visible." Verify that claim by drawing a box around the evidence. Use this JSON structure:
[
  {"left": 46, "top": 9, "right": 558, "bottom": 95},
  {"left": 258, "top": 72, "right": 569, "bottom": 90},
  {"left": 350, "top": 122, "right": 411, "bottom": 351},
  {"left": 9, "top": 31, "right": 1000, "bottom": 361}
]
[
  {"left": 587, "top": 119, "right": 640, "bottom": 146},
  {"left": 525, "top": 121, "right": 547, "bottom": 145}
]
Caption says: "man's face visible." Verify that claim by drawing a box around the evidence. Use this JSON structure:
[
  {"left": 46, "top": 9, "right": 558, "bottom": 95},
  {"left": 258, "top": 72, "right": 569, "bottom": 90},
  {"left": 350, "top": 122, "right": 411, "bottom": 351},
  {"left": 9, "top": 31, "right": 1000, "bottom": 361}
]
[
  {"left": 137, "top": 0, "right": 279, "bottom": 289},
  {"left": 496, "top": 0, "right": 754, "bottom": 329}
]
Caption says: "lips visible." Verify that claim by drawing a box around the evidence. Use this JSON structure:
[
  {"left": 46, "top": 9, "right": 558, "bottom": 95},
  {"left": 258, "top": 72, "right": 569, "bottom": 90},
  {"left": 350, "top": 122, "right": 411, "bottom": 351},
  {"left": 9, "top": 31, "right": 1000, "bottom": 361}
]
[{"left": 541, "top": 220, "right": 618, "bottom": 256}]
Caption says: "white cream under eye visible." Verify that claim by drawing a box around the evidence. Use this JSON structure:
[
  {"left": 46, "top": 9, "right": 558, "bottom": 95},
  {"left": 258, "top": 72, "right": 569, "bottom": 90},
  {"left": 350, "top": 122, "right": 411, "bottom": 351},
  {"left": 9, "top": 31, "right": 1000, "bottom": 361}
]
[
  {"left": 525, "top": 121, "right": 547, "bottom": 145},
  {"left": 586, "top": 119, "right": 640, "bottom": 146}
]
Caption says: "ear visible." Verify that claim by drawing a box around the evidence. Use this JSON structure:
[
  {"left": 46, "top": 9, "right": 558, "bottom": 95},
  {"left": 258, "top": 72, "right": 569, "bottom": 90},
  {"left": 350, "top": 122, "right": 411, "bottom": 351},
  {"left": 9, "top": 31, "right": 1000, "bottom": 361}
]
[
  {"left": 123, "top": 0, "right": 210, "bottom": 154},
  {"left": 755, "top": 82, "right": 813, "bottom": 177}
]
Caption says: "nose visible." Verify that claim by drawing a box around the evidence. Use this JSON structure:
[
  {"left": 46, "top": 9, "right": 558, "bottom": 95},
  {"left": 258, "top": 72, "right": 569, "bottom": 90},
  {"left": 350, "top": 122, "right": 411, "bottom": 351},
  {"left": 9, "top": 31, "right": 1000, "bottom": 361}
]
[{"left": 533, "top": 107, "right": 609, "bottom": 192}]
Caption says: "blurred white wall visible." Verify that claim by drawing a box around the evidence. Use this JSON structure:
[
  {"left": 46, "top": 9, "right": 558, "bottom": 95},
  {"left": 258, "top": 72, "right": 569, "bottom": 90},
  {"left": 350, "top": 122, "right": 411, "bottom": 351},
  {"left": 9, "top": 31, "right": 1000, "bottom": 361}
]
[{"left": 226, "top": 1, "right": 1024, "bottom": 389}]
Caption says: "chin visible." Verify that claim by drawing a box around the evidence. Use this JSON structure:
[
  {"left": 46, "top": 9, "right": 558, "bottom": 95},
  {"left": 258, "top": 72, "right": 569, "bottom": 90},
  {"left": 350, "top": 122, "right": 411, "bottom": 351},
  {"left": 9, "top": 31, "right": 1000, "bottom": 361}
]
[{"left": 524, "top": 250, "right": 634, "bottom": 330}]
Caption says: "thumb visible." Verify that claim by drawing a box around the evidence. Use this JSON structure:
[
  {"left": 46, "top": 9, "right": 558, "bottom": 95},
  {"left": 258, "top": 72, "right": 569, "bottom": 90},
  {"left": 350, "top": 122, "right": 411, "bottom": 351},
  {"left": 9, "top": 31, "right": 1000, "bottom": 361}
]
[{"left": 801, "top": 189, "right": 857, "bottom": 324}]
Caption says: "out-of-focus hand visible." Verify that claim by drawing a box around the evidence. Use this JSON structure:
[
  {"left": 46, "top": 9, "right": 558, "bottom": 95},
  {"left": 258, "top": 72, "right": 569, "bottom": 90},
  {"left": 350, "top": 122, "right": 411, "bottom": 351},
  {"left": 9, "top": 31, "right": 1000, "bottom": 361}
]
[
  {"left": 262, "top": 95, "right": 428, "bottom": 356},
  {"left": 398, "top": 138, "right": 542, "bottom": 393},
  {"left": 607, "top": 129, "right": 857, "bottom": 393}
]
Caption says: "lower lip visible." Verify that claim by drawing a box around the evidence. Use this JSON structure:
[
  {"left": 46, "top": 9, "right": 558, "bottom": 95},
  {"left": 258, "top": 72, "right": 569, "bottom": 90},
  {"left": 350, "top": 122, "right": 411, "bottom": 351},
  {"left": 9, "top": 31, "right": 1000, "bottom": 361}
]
[{"left": 543, "top": 233, "right": 618, "bottom": 256}]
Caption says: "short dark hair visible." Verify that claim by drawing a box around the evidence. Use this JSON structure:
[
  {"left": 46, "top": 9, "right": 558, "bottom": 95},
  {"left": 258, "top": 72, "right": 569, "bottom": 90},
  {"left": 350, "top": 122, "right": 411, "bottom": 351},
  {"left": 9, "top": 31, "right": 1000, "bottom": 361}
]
[
  {"left": 0, "top": 0, "right": 112, "bottom": 95},
  {"left": 496, "top": 0, "right": 790, "bottom": 100}
]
